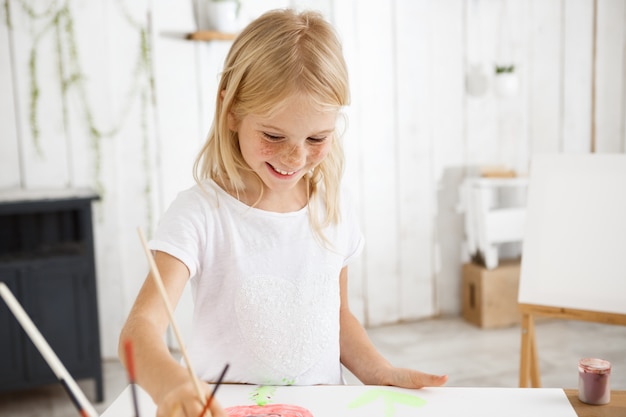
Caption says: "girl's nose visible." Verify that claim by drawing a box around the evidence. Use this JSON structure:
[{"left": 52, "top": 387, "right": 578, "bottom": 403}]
[{"left": 281, "top": 143, "right": 305, "bottom": 167}]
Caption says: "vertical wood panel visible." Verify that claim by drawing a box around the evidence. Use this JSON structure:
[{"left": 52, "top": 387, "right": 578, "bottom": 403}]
[
  {"left": 595, "top": 0, "right": 625, "bottom": 152},
  {"left": 496, "top": 0, "right": 530, "bottom": 175},
  {"left": 331, "top": 0, "right": 367, "bottom": 324},
  {"left": 110, "top": 0, "right": 154, "bottom": 244},
  {"left": 153, "top": 6, "right": 207, "bottom": 210},
  {"left": 62, "top": 0, "right": 127, "bottom": 359},
  {"left": 113, "top": 0, "right": 163, "bottom": 358},
  {"left": 431, "top": 0, "right": 465, "bottom": 315},
  {"left": 465, "top": 0, "right": 498, "bottom": 167},
  {"left": 0, "top": 5, "right": 20, "bottom": 189},
  {"left": 64, "top": 0, "right": 111, "bottom": 189},
  {"left": 528, "top": 0, "right": 562, "bottom": 154},
  {"left": 394, "top": 0, "right": 435, "bottom": 320},
  {"left": 91, "top": 0, "right": 140, "bottom": 359},
  {"left": 623, "top": 0, "right": 626, "bottom": 154},
  {"left": 353, "top": 1, "right": 400, "bottom": 325},
  {"left": 562, "top": 0, "right": 593, "bottom": 153},
  {"left": 11, "top": 1, "right": 70, "bottom": 188}
]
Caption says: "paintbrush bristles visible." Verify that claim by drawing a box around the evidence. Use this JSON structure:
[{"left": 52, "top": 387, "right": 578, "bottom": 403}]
[
  {"left": 124, "top": 340, "right": 136, "bottom": 381},
  {"left": 198, "top": 363, "right": 230, "bottom": 417},
  {"left": 124, "top": 340, "right": 140, "bottom": 417},
  {"left": 136, "top": 227, "right": 206, "bottom": 407}
]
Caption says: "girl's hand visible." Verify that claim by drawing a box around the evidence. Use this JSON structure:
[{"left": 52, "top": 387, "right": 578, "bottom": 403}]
[
  {"left": 156, "top": 380, "right": 228, "bottom": 417},
  {"left": 384, "top": 367, "right": 448, "bottom": 389}
]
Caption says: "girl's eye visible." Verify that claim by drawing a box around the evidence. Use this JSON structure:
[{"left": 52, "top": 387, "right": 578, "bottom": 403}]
[
  {"left": 307, "top": 136, "right": 327, "bottom": 144},
  {"left": 262, "top": 132, "right": 284, "bottom": 141}
]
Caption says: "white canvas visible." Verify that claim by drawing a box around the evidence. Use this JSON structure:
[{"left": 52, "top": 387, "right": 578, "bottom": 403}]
[{"left": 518, "top": 154, "right": 626, "bottom": 314}]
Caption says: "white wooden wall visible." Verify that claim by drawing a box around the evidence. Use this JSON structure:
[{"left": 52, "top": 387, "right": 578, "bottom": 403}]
[{"left": 1, "top": 0, "right": 625, "bottom": 358}]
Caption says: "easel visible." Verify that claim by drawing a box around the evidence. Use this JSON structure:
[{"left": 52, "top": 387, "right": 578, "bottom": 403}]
[
  {"left": 518, "top": 303, "right": 626, "bottom": 388},
  {"left": 515, "top": 154, "right": 626, "bottom": 388}
]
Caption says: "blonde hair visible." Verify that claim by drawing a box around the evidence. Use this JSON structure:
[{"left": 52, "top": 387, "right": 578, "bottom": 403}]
[{"left": 193, "top": 9, "right": 350, "bottom": 237}]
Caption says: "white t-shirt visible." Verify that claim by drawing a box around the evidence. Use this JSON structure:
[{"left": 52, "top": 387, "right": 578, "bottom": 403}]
[{"left": 150, "top": 179, "right": 364, "bottom": 385}]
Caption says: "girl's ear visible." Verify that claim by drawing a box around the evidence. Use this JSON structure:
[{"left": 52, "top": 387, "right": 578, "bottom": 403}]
[
  {"left": 227, "top": 112, "right": 237, "bottom": 132},
  {"left": 221, "top": 90, "right": 238, "bottom": 132}
]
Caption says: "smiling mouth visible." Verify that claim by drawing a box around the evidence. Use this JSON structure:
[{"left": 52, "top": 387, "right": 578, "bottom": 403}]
[{"left": 268, "top": 163, "right": 297, "bottom": 176}]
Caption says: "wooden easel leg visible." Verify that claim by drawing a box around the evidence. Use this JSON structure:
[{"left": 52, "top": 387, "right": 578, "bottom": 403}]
[
  {"left": 519, "top": 313, "right": 531, "bottom": 387},
  {"left": 519, "top": 313, "right": 542, "bottom": 388},
  {"left": 528, "top": 315, "right": 541, "bottom": 387},
  {"left": 517, "top": 304, "right": 626, "bottom": 388}
]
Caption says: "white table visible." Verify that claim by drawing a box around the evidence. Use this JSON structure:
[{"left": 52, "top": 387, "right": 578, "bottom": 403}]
[{"left": 101, "top": 384, "right": 578, "bottom": 417}]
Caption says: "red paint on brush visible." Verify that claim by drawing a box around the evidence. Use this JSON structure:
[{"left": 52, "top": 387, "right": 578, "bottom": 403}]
[
  {"left": 198, "top": 363, "right": 229, "bottom": 417},
  {"left": 124, "top": 340, "right": 136, "bottom": 381},
  {"left": 124, "top": 339, "right": 141, "bottom": 417}
]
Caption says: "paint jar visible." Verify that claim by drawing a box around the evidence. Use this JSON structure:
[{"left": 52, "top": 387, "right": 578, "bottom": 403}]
[{"left": 578, "top": 358, "right": 611, "bottom": 405}]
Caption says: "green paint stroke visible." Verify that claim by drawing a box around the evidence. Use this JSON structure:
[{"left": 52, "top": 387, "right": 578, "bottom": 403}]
[
  {"left": 250, "top": 385, "right": 276, "bottom": 406},
  {"left": 348, "top": 389, "right": 426, "bottom": 417},
  {"left": 281, "top": 377, "right": 295, "bottom": 386}
]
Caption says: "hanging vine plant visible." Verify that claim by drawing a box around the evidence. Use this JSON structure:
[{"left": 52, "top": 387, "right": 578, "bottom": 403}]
[{"left": 4, "top": 0, "right": 158, "bottom": 230}]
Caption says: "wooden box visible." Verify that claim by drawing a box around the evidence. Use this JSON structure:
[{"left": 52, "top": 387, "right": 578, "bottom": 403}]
[{"left": 462, "top": 259, "right": 521, "bottom": 328}]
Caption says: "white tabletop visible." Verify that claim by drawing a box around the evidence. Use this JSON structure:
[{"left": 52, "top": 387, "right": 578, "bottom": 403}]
[{"left": 101, "top": 384, "right": 577, "bottom": 417}]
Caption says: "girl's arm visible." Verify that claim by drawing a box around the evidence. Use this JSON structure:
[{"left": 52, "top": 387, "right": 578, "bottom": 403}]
[
  {"left": 338, "top": 266, "right": 448, "bottom": 388},
  {"left": 118, "top": 250, "right": 226, "bottom": 417}
]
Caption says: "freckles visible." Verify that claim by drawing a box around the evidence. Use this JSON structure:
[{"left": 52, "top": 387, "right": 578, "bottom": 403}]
[
  {"left": 309, "top": 144, "right": 331, "bottom": 162},
  {"left": 257, "top": 141, "right": 280, "bottom": 158}
]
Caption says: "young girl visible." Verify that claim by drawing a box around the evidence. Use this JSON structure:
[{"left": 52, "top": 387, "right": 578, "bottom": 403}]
[{"left": 119, "top": 9, "right": 447, "bottom": 417}]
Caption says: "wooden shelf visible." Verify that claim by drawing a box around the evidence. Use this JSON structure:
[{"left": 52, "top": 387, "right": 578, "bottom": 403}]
[{"left": 186, "top": 30, "right": 237, "bottom": 41}]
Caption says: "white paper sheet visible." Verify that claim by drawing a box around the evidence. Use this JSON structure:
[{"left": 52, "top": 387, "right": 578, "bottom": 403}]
[{"left": 101, "top": 384, "right": 578, "bottom": 417}]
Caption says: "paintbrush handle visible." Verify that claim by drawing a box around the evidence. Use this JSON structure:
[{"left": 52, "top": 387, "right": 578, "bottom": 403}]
[
  {"left": 198, "top": 363, "right": 230, "bottom": 417},
  {"left": 136, "top": 228, "right": 206, "bottom": 406},
  {"left": 0, "top": 282, "right": 99, "bottom": 417}
]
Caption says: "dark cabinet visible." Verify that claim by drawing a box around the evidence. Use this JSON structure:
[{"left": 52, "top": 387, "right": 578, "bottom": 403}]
[{"left": 0, "top": 189, "right": 103, "bottom": 402}]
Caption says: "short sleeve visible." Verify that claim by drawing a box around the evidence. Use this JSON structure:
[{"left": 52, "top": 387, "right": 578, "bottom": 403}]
[{"left": 149, "top": 187, "right": 209, "bottom": 279}]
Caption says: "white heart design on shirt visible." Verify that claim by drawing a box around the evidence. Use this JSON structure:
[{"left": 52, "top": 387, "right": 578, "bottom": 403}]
[{"left": 235, "top": 269, "right": 339, "bottom": 381}]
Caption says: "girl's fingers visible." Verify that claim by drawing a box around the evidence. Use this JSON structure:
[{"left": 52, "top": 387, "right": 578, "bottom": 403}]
[{"left": 164, "top": 402, "right": 180, "bottom": 417}]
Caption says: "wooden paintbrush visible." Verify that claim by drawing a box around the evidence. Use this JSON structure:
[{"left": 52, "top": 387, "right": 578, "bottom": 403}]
[
  {"left": 136, "top": 228, "right": 206, "bottom": 407},
  {"left": 0, "top": 282, "right": 99, "bottom": 417},
  {"left": 198, "top": 363, "right": 230, "bottom": 417}
]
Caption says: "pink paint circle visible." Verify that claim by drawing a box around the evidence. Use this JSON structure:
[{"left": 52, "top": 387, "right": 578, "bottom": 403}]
[{"left": 225, "top": 404, "right": 314, "bottom": 417}]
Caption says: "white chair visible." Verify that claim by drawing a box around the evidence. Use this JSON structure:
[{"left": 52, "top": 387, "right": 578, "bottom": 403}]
[{"left": 460, "top": 177, "right": 528, "bottom": 269}]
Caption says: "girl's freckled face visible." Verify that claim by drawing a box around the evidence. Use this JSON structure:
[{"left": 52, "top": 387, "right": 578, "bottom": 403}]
[{"left": 235, "top": 95, "right": 337, "bottom": 193}]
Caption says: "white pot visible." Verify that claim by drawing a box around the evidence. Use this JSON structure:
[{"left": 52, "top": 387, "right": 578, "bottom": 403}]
[
  {"left": 494, "top": 72, "right": 519, "bottom": 97},
  {"left": 206, "top": 1, "right": 240, "bottom": 32},
  {"left": 466, "top": 65, "right": 489, "bottom": 97}
]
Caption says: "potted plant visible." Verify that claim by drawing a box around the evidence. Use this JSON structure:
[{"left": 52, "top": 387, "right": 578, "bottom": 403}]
[
  {"left": 494, "top": 64, "right": 519, "bottom": 97},
  {"left": 206, "top": 0, "right": 242, "bottom": 32}
]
